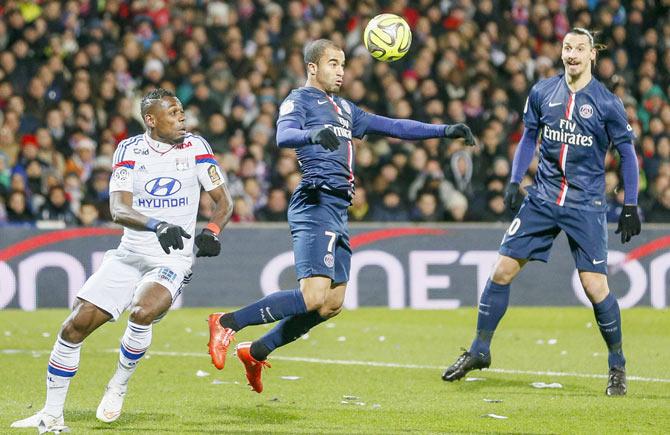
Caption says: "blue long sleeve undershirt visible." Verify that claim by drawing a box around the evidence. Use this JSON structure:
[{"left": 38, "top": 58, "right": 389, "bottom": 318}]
[
  {"left": 616, "top": 142, "right": 639, "bottom": 205},
  {"left": 510, "top": 127, "right": 539, "bottom": 184},
  {"left": 510, "top": 127, "right": 639, "bottom": 205},
  {"left": 276, "top": 115, "right": 446, "bottom": 149},
  {"left": 363, "top": 114, "right": 446, "bottom": 139},
  {"left": 276, "top": 120, "right": 312, "bottom": 148}
]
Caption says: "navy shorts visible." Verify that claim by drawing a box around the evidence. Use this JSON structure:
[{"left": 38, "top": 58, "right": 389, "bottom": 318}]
[
  {"left": 288, "top": 188, "right": 352, "bottom": 284},
  {"left": 499, "top": 194, "right": 608, "bottom": 274}
]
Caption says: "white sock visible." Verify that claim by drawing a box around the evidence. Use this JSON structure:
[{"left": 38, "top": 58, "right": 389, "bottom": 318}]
[
  {"left": 109, "top": 321, "right": 152, "bottom": 387},
  {"left": 43, "top": 335, "right": 81, "bottom": 417}
]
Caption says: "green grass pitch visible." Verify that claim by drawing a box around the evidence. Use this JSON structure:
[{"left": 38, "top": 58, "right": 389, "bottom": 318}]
[{"left": 1, "top": 307, "right": 669, "bottom": 434}]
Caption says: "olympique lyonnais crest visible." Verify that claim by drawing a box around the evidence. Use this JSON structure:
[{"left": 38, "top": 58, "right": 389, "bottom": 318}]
[
  {"left": 579, "top": 104, "right": 594, "bottom": 119},
  {"left": 175, "top": 157, "right": 189, "bottom": 171}
]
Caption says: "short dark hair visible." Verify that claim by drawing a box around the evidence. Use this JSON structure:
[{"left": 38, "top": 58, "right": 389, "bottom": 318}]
[
  {"left": 303, "top": 39, "right": 340, "bottom": 65},
  {"left": 140, "top": 88, "right": 175, "bottom": 118}
]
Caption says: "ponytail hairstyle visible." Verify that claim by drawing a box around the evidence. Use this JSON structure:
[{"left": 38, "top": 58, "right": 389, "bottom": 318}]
[{"left": 567, "top": 27, "right": 607, "bottom": 65}]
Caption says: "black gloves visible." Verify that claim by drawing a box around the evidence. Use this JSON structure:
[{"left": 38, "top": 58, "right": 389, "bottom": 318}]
[
  {"left": 615, "top": 205, "right": 641, "bottom": 244},
  {"left": 195, "top": 228, "right": 221, "bottom": 257},
  {"left": 504, "top": 182, "right": 524, "bottom": 212},
  {"left": 310, "top": 127, "right": 339, "bottom": 151},
  {"left": 444, "top": 123, "right": 476, "bottom": 146},
  {"left": 155, "top": 221, "right": 191, "bottom": 254}
]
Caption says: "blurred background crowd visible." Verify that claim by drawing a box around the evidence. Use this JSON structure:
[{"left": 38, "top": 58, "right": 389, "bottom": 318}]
[{"left": 0, "top": 0, "right": 669, "bottom": 227}]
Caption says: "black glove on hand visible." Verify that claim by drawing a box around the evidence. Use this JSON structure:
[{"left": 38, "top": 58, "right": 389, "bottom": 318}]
[
  {"left": 195, "top": 228, "right": 221, "bottom": 257},
  {"left": 155, "top": 221, "right": 191, "bottom": 254},
  {"left": 615, "top": 205, "right": 641, "bottom": 244},
  {"left": 444, "top": 123, "right": 476, "bottom": 146},
  {"left": 310, "top": 127, "right": 339, "bottom": 151},
  {"left": 504, "top": 182, "right": 524, "bottom": 212}
]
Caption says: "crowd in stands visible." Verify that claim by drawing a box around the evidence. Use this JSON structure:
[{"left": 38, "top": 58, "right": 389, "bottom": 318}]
[{"left": 0, "top": 0, "right": 669, "bottom": 227}]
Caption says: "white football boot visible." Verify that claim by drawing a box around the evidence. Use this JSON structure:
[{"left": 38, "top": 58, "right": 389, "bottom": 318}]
[
  {"left": 10, "top": 411, "right": 69, "bottom": 433},
  {"left": 96, "top": 383, "right": 127, "bottom": 423}
]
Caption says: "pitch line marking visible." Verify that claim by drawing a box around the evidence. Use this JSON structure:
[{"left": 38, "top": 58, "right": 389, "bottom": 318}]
[{"left": 3, "top": 349, "right": 668, "bottom": 383}]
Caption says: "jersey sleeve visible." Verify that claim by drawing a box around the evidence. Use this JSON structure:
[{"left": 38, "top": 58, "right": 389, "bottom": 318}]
[
  {"left": 193, "top": 136, "right": 226, "bottom": 192},
  {"left": 350, "top": 101, "right": 373, "bottom": 138},
  {"left": 605, "top": 96, "right": 635, "bottom": 146},
  {"left": 277, "top": 93, "right": 307, "bottom": 128},
  {"left": 522, "top": 84, "right": 542, "bottom": 130},
  {"left": 109, "top": 144, "right": 135, "bottom": 193}
]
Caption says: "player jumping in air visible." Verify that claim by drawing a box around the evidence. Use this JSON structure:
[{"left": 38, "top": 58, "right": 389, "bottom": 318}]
[
  {"left": 442, "top": 28, "right": 640, "bottom": 396},
  {"left": 11, "top": 89, "right": 233, "bottom": 431},
  {"left": 207, "top": 39, "right": 476, "bottom": 393}
]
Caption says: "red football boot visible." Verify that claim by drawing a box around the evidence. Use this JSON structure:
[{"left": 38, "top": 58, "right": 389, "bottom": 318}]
[
  {"left": 207, "top": 313, "right": 235, "bottom": 370},
  {"left": 236, "top": 341, "right": 271, "bottom": 393}
]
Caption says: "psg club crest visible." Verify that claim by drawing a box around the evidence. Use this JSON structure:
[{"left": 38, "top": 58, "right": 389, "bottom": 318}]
[
  {"left": 579, "top": 104, "right": 594, "bottom": 119},
  {"left": 279, "top": 100, "right": 294, "bottom": 116},
  {"left": 323, "top": 254, "right": 335, "bottom": 268},
  {"left": 340, "top": 100, "right": 351, "bottom": 115}
]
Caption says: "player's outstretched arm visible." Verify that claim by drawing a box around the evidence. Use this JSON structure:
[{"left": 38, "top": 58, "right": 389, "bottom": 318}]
[
  {"left": 110, "top": 191, "right": 191, "bottom": 254},
  {"left": 505, "top": 127, "right": 539, "bottom": 211},
  {"left": 276, "top": 120, "right": 338, "bottom": 151},
  {"left": 363, "top": 114, "right": 476, "bottom": 145},
  {"left": 195, "top": 184, "right": 233, "bottom": 257},
  {"left": 614, "top": 142, "right": 641, "bottom": 243}
]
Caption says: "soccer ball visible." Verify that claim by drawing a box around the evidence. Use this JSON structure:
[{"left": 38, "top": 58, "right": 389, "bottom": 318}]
[{"left": 363, "top": 14, "right": 412, "bottom": 62}]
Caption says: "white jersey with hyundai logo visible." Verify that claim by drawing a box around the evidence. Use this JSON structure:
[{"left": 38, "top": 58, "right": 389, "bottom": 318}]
[{"left": 109, "top": 132, "right": 225, "bottom": 261}]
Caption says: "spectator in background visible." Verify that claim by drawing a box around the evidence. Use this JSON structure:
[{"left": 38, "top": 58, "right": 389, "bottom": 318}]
[
  {"left": 231, "top": 196, "right": 255, "bottom": 223},
  {"left": 349, "top": 186, "right": 371, "bottom": 222},
  {"left": 64, "top": 135, "right": 96, "bottom": 182},
  {"left": 38, "top": 184, "right": 77, "bottom": 225},
  {"left": 446, "top": 191, "right": 469, "bottom": 222},
  {"left": 479, "top": 191, "right": 509, "bottom": 222},
  {"left": 411, "top": 191, "right": 442, "bottom": 222},
  {"left": 255, "top": 187, "right": 288, "bottom": 222},
  {"left": 0, "top": 151, "right": 10, "bottom": 197},
  {"left": 84, "top": 168, "right": 112, "bottom": 221},
  {"left": 77, "top": 200, "right": 101, "bottom": 227},
  {"left": 647, "top": 186, "right": 670, "bottom": 222},
  {"left": 0, "top": 196, "right": 7, "bottom": 223},
  {"left": 6, "top": 190, "right": 33, "bottom": 224},
  {"left": 371, "top": 188, "right": 409, "bottom": 222}
]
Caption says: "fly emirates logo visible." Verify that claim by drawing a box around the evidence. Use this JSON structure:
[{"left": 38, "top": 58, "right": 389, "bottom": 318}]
[
  {"left": 324, "top": 116, "right": 352, "bottom": 140},
  {"left": 543, "top": 119, "right": 593, "bottom": 147}
]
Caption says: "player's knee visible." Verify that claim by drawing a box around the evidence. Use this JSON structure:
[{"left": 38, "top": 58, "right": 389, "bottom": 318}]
[
  {"left": 491, "top": 258, "right": 521, "bottom": 284},
  {"left": 300, "top": 286, "right": 329, "bottom": 311},
  {"left": 491, "top": 267, "right": 514, "bottom": 285},
  {"left": 60, "top": 319, "right": 87, "bottom": 344},
  {"left": 128, "top": 305, "right": 158, "bottom": 325},
  {"left": 581, "top": 276, "right": 609, "bottom": 303},
  {"left": 491, "top": 263, "right": 518, "bottom": 285},
  {"left": 318, "top": 304, "right": 342, "bottom": 319}
]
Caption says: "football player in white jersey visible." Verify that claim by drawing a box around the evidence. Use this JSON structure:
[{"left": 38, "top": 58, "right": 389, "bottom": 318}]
[{"left": 11, "top": 89, "right": 233, "bottom": 432}]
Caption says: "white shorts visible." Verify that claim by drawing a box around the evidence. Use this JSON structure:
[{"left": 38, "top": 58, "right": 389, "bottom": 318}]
[{"left": 77, "top": 249, "right": 192, "bottom": 321}]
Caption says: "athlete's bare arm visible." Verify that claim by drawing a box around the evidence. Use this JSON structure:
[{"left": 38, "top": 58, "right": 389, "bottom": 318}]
[
  {"left": 205, "top": 184, "right": 233, "bottom": 230},
  {"left": 110, "top": 191, "right": 156, "bottom": 231}
]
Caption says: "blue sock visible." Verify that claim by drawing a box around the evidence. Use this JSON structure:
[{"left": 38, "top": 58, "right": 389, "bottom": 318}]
[
  {"left": 252, "top": 311, "right": 327, "bottom": 360},
  {"left": 232, "top": 289, "right": 307, "bottom": 329},
  {"left": 593, "top": 293, "right": 626, "bottom": 369},
  {"left": 469, "top": 279, "right": 510, "bottom": 356}
]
